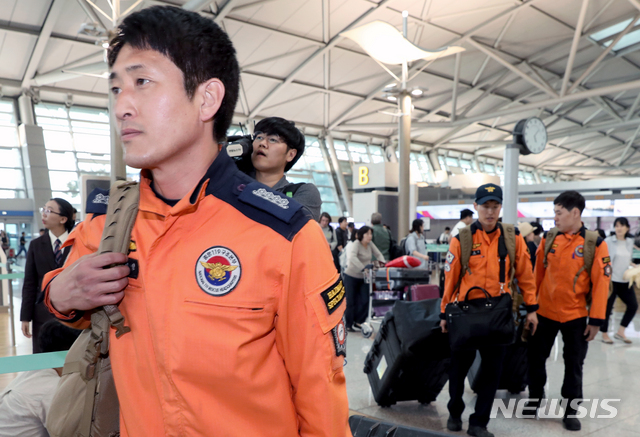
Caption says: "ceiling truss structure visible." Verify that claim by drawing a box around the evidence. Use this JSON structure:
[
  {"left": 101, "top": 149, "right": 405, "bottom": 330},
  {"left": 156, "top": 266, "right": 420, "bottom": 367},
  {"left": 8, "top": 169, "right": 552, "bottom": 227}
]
[{"left": 4, "top": 0, "right": 640, "bottom": 180}]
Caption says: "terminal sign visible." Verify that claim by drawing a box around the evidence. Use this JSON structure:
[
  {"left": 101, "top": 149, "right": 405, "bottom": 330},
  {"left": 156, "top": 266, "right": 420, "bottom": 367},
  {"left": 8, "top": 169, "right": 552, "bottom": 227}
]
[{"left": 358, "top": 166, "right": 369, "bottom": 186}]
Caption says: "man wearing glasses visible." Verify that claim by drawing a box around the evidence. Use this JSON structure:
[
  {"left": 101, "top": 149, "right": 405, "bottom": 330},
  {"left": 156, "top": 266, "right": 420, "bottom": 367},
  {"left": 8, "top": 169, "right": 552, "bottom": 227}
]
[{"left": 251, "top": 117, "right": 322, "bottom": 221}]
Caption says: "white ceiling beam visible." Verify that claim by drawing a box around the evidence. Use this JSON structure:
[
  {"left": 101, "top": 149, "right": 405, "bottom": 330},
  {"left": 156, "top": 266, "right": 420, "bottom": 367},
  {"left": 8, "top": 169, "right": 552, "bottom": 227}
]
[
  {"left": 547, "top": 119, "right": 640, "bottom": 139},
  {"left": 618, "top": 124, "right": 640, "bottom": 165},
  {"left": 560, "top": 0, "right": 589, "bottom": 96},
  {"left": 467, "top": 38, "right": 558, "bottom": 98},
  {"left": 21, "top": 0, "right": 69, "bottom": 90},
  {"left": 408, "top": 79, "right": 640, "bottom": 128},
  {"left": 568, "top": 15, "right": 640, "bottom": 94},
  {"left": 247, "top": 0, "right": 396, "bottom": 119},
  {"left": 182, "top": 0, "right": 217, "bottom": 11},
  {"left": 31, "top": 60, "right": 106, "bottom": 87}
]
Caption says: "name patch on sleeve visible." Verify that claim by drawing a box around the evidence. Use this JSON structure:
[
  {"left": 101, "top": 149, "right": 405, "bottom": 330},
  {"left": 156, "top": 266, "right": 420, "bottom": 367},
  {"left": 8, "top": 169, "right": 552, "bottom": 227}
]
[
  {"left": 331, "top": 319, "right": 347, "bottom": 357},
  {"left": 603, "top": 256, "right": 611, "bottom": 264},
  {"left": 321, "top": 279, "right": 346, "bottom": 315}
]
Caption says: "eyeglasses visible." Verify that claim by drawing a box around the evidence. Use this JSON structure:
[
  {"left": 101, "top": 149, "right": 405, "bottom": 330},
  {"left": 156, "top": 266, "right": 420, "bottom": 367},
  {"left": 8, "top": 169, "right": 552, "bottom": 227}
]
[
  {"left": 253, "top": 133, "right": 284, "bottom": 145},
  {"left": 40, "top": 207, "right": 62, "bottom": 216}
]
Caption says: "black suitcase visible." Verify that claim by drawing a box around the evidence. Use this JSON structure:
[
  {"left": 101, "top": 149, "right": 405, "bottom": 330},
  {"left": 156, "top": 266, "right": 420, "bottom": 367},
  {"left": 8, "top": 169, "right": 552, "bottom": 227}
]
[
  {"left": 467, "top": 314, "right": 528, "bottom": 394},
  {"left": 375, "top": 267, "right": 430, "bottom": 291},
  {"left": 363, "top": 299, "right": 450, "bottom": 407},
  {"left": 349, "top": 415, "right": 452, "bottom": 436}
]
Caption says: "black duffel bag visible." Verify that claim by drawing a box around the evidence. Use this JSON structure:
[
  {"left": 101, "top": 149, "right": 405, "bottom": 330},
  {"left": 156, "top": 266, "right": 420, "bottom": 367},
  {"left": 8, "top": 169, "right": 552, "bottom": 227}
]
[{"left": 444, "top": 286, "right": 516, "bottom": 351}]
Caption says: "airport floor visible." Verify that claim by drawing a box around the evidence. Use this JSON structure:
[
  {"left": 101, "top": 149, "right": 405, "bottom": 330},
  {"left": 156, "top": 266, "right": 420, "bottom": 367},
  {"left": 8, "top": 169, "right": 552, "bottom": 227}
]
[{"left": 2, "top": 256, "right": 640, "bottom": 436}]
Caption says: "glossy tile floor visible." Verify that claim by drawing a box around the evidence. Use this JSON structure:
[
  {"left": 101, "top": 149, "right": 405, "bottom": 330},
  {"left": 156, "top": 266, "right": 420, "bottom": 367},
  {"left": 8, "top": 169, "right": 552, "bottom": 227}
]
[
  {"left": 2, "top": 256, "right": 640, "bottom": 436},
  {"left": 345, "top": 314, "right": 640, "bottom": 436}
]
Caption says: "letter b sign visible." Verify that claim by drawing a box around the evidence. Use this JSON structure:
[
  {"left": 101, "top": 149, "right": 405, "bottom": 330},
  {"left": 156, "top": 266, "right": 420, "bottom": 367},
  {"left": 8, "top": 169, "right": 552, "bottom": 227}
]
[{"left": 358, "top": 166, "right": 369, "bottom": 186}]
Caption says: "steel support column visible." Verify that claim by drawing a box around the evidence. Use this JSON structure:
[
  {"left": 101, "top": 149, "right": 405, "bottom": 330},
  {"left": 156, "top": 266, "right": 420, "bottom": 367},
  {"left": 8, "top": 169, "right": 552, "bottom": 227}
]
[
  {"left": 398, "top": 91, "right": 411, "bottom": 239},
  {"left": 503, "top": 144, "right": 520, "bottom": 225}
]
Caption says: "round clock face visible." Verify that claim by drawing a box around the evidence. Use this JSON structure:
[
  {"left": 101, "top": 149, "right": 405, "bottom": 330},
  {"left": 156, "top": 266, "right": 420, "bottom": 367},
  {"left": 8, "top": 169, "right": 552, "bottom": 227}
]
[{"left": 522, "top": 117, "right": 547, "bottom": 154}]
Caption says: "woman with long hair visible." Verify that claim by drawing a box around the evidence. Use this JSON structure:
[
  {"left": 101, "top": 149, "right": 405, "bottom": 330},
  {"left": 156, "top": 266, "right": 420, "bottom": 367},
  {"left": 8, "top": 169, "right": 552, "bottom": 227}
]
[
  {"left": 20, "top": 198, "right": 74, "bottom": 353},
  {"left": 343, "top": 226, "right": 385, "bottom": 332},
  {"left": 601, "top": 217, "right": 639, "bottom": 344}
]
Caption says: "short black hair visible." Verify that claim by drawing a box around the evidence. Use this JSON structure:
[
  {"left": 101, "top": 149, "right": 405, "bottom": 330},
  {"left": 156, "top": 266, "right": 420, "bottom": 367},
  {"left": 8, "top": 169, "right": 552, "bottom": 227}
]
[
  {"left": 51, "top": 198, "right": 75, "bottom": 233},
  {"left": 614, "top": 217, "right": 630, "bottom": 228},
  {"left": 108, "top": 6, "right": 239, "bottom": 143},
  {"left": 411, "top": 219, "right": 424, "bottom": 233},
  {"left": 357, "top": 225, "right": 372, "bottom": 241},
  {"left": 444, "top": 227, "right": 451, "bottom": 231},
  {"left": 460, "top": 209, "right": 473, "bottom": 220},
  {"left": 347, "top": 222, "right": 355, "bottom": 228},
  {"left": 530, "top": 221, "right": 543, "bottom": 236},
  {"left": 38, "top": 320, "right": 81, "bottom": 353},
  {"left": 254, "top": 117, "right": 305, "bottom": 172},
  {"left": 338, "top": 217, "right": 347, "bottom": 224},
  {"left": 554, "top": 190, "right": 585, "bottom": 213}
]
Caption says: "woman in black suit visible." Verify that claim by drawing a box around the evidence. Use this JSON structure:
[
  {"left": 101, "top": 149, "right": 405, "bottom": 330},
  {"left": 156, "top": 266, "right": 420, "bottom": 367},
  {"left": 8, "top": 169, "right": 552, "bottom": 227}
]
[{"left": 20, "top": 198, "right": 74, "bottom": 353}]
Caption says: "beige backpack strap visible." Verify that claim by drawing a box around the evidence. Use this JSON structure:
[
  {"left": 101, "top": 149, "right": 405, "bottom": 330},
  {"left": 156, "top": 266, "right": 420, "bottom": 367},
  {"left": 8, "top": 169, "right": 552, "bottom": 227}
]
[
  {"left": 501, "top": 223, "right": 517, "bottom": 288},
  {"left": 543, "top": 227, "right": 559, "bottom": 269},
  {"left": 452, "top": 226, "right": 472, "bottom": 299},
  {"left": 97, "top": 181, "right": 140, "bottom": 338},
  {"left": 573, "top": 230, "right": 599, "bottom": 296}
]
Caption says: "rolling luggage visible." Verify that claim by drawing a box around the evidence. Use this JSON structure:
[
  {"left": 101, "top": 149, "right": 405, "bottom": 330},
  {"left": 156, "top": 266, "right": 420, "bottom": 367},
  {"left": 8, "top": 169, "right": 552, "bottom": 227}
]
[
  {"left": 372, "top": 290, "right": 403, "bottom": 318},
  {"left": 406, "top": 284, "right": 439, "bottom": 301},
  {"left": 349, "top": 415, "right": 452, "bottom": 437},
  {"left": 364, "top": 299, "right": 450, "bottom": 407},
  {"left": 375, "top": 267, "right": 430, "bottom": 291},
  {"left": 467, "top": 312, "right": 528, "bottom": 394}
]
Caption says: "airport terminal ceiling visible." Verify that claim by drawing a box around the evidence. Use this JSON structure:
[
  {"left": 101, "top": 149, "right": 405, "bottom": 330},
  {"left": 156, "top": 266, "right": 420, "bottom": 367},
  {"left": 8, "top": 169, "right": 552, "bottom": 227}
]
[{"left": 3, "top": 0, "right": 640, "bottom": 180}]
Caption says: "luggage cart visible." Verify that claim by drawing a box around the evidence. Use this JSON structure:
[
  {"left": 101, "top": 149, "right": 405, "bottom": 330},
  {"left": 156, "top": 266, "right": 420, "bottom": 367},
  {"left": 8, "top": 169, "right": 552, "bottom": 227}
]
[{"left": 361, "top": 263, "right": 377, "bottom": 338}]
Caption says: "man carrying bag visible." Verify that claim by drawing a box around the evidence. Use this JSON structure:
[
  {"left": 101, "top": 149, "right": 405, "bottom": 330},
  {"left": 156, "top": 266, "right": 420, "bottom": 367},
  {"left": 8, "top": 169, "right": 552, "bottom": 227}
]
[{"left": 439, "top": 184, "right": 539, "bottom": 437}]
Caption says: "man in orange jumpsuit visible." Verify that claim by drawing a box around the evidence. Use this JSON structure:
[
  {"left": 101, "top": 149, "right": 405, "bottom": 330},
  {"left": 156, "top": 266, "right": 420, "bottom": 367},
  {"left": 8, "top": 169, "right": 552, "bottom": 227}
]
[
  {"left": 527, "top": 191, "right": 610, "bottom": 431},
  {"left": 43, "top": 6, "right": 351, "bottom": 436},
  {"left": 440, "top": 184, "right": 538, "bottom": 437}
]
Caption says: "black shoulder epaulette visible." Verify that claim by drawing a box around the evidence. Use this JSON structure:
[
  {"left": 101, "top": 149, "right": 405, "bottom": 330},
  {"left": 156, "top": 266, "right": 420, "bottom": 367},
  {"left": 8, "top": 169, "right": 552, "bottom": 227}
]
[
  {"left": 237, "top": 181, "right": 303, "bottom": 223},
  {"left": 543, "top": 230, "right": 549, "bottom": 238},
  {"left": 596, "top": 237, "right": 604, "bottom": 247},
  {"left": 85, "top": 187, "right": 109, "bottom": 216},
  {"left": 515, "top": 227, "right": 521, "bottom": 236}
]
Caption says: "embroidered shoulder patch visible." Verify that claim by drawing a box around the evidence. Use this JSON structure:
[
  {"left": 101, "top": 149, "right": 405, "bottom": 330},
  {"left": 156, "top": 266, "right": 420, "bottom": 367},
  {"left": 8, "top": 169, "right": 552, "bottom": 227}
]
[
  {"left": 321, "top": 278, "right": 346, "bottom": 315},
  {"left": 604, "top": 264, "right": 612, "bottom": 277},
  {"left": 446, "top": 251, "right": 455, "bottom": 264},
  {"left": 237, "top": 182, "right": 301, "bottom": 223},
  {"left": 85, "top": 187, "right": 110, "bottom": 215},
  {"left": 331, "top": 319, "right": 347, "bottom": 357},
  {"left": 603, "top": 256, "right": 611, "bottom": 264}
]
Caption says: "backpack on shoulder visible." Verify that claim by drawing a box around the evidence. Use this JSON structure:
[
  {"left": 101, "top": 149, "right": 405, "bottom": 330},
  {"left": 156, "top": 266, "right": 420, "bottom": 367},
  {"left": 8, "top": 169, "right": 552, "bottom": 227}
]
[
  {"left": 46, "top": 181, "right": 140, "bottom": 437},
  {"left": 453, "top": 223, "right": 523, "bottom": 312},
  {"left": 542, "top": 227, "right": 600, "bottom": 307}
]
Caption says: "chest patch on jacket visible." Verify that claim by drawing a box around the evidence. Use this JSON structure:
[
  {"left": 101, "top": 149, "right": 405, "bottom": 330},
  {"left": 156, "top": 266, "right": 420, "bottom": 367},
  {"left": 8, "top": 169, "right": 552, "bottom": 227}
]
[
  {"left": 471, "top": 250, "right": 481, "bottom": 256},
  {"left": 321, "top": 278, "right": 346, "bottom": 315},
  {"left": 574, "top": 245, "right": 584, "bottom": 258},
  {"left": 195, "top": 246, "right": 242, "bottom": 296}
]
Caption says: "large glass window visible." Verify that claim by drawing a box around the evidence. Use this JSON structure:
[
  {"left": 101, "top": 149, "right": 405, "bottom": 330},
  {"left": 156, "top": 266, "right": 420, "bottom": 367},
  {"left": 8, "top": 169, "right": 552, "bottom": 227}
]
[
  {"left": 0, "top": 99, "right": 26, "bottom": 198},
  {"left": 35, "top": 102, "right": 111, "bottom": 208},
  {"left": 286, "top": 136, "right": 342, "bottom": 217}
]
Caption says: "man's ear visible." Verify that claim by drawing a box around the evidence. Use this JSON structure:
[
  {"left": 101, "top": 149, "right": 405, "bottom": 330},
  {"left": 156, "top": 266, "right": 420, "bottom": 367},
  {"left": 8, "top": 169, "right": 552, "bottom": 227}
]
[
  {"left": 199, "top": 78, "right": 225, "bottom": 122},
  {"left": 286, "top": 148, "right": 297, "bottom": 163}
]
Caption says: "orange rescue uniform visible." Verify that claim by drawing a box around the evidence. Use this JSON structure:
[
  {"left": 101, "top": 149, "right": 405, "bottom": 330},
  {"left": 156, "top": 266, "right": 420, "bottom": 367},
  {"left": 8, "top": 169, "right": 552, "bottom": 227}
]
[
  {"left": 441, "top": 222, "right": 538, "bottom": 314},
  {"left": 44, "top": 151, "right": 351, "bottom": 437},
  {"left": 534, "top": 226, "right": 610, "bottom": 324}
]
